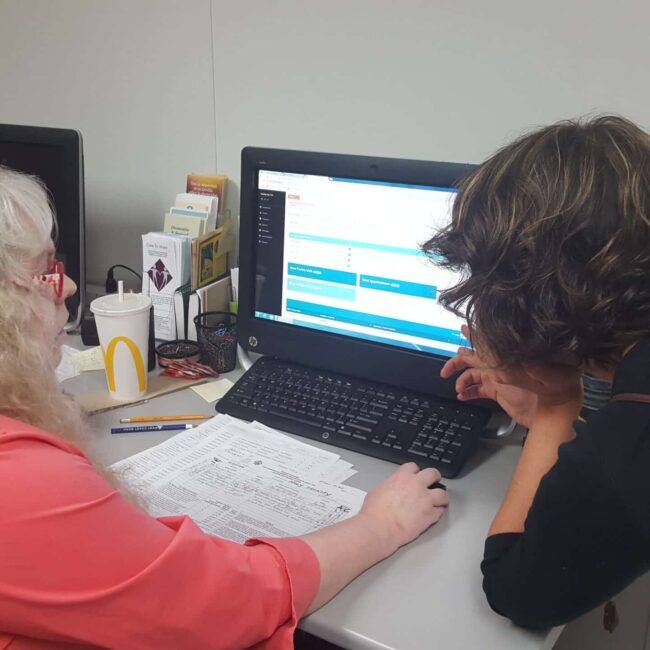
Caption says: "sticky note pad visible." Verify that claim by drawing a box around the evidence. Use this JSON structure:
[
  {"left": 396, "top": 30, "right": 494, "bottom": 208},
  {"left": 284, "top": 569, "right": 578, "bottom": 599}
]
[{"left": 191, "top": 379, "right": 234, "bottom": 403}]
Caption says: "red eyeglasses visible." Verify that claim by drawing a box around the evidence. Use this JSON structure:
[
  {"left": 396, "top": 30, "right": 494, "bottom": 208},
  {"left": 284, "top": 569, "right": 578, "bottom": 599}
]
[{"left": 39, "top": 260, "right": 65, "bottom": 298}]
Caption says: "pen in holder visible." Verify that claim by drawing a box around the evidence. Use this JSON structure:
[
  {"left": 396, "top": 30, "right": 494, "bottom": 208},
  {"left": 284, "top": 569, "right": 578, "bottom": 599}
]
[{"left": 194, "top": 311, "right": 238, "bottom": 373}]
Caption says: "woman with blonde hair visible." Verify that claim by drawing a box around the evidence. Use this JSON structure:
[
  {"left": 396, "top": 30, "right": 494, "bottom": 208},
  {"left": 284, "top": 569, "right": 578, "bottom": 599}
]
[
  {"left": 424, "top": 115, "right": 650, "bottom": 628},
  {"left": 0, "top": 166, "right": 448, "bottom": 649}
]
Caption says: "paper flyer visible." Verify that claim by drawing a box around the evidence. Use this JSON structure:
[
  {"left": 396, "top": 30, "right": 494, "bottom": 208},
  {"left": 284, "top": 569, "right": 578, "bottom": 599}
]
[{"left": 142, "top": 232, "right": 191, "bottom": 340}]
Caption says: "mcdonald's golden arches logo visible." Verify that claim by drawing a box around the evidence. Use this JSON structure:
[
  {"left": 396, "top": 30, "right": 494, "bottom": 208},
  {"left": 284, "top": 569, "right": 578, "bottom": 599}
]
[{"left": 101, "top": 336, "right": 147, "bottom": 393}]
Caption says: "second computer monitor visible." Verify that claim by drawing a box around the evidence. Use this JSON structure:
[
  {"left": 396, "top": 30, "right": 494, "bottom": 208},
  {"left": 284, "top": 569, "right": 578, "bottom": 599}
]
[{"left": 0, "top": 123, "right": 85, "bottom": 328}]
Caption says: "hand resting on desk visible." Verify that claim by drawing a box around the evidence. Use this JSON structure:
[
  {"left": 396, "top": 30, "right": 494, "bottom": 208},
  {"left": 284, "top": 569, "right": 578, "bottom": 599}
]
[{"left": 301, "top": 462, "right": 448, "bottom": 613}]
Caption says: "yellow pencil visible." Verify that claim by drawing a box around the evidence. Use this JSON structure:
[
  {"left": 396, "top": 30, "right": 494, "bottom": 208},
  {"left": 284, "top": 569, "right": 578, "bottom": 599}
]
[{"left": 119, "top": 415, "right": 210, "bottom": 423}]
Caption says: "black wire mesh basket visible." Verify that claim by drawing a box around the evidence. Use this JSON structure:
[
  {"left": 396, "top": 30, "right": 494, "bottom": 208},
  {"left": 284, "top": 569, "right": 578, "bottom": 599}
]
[{"left": 193, "top": 311, "right": 238, "bottom": 373}]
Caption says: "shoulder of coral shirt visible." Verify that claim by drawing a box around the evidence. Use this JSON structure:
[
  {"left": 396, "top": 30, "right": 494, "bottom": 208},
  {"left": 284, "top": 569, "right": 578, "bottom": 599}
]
[{"left": 0, "top": 416, "right": 320, "bottom": 650}]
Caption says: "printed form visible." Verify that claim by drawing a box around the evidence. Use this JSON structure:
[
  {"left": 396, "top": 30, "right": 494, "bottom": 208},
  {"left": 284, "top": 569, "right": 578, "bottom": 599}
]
[{"left": 109, "top": 414, "right": 365, "bottom": 544}]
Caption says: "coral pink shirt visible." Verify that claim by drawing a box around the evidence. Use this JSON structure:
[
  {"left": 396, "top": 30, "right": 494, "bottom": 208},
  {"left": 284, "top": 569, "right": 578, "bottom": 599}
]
[{"left": 0, "top": 417, "right": 320, "bottom": 649}]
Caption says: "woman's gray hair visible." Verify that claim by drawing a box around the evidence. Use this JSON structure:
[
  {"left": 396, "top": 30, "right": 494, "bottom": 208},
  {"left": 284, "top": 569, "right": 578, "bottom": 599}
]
[
  {"left": 0, "top": 167, "right": 88, "bottom": 448},
  {"left": 0, "top": 166, "right": 142, "bottom": 503},
  {"left": 0, "top": 166, "right": 55, "bottom": 283}
]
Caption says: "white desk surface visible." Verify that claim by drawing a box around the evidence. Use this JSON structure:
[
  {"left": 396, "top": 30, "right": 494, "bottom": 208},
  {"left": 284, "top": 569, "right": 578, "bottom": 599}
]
[{"left": 63, "top": 342, "right": 560, "bottom": 650}]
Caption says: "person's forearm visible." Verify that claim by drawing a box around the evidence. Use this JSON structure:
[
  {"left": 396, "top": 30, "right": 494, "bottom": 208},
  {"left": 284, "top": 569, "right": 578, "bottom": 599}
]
[
  {"left": 300, "top": 513, "right": 397, "bottom": 613},
  {"left": 488, "top": 402, "right": 580, "bottom": 536}
]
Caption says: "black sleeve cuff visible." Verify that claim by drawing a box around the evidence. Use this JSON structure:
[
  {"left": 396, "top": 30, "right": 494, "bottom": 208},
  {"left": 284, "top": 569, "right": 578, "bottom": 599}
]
[{"left": 482, "top": 532, "right": 522, "bottom": 565}]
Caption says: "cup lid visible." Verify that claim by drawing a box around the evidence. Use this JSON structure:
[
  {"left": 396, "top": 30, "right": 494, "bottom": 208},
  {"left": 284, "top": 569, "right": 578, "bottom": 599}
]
[{"left": 90, "top": 292, "right": 152, "bottom": 316}]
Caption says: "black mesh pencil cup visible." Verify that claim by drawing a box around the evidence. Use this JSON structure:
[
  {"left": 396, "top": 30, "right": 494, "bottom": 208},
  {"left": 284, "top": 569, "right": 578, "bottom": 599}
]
[{"left": 193, "top": 311, "right": 238, "bottom": 373}]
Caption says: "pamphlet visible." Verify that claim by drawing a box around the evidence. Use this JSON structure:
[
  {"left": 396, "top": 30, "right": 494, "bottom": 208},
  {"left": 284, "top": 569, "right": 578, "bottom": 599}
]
[
  {"left": 174, "top": 193, "right": 218, "bottom": 231},
  {"left": 142, "top": 232, "right": 191, "bottom": 340},
  {"left": 164, "top": 213, "right": 206, "bottom": 238},
  {"left": 186, "top": 173, "right": 228, "bottom": 218}
]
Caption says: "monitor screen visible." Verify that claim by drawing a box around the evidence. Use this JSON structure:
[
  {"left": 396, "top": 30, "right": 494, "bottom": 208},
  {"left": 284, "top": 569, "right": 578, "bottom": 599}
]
[
  {"left": 254, "top": 170, "right": 465, "bottom": 358},
  {"left": 0, "top": 125, "right": 85, "bottom": 327},
  {"left": 239, "top": 147, "right": 475, "bottom": 398}
]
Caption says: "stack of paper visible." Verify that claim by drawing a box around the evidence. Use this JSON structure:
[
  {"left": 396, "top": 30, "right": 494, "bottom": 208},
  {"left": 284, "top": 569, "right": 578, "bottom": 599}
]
[
  {"left": 109, "top": 414, "right": 365, "bottom": 543},
  {"left": 142, "top": 232, "right": 192, "bottom": 340},
  {"left": 186, "top": 173, "right": 228, "bottom": 223},
  {"left": 164, "top": 193, "right": 218, "bottom": 238},
  {"left": 56, "top": 345, "right": 104, "bottom": 382}
]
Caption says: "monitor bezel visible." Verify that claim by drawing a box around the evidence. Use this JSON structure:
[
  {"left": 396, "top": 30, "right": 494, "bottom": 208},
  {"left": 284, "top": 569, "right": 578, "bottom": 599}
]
[
  {"left": 239, "top": 146, "right": 475, "bottom": 399},
  {"left": 0, "top": 123, "right": 86, "bottom": 329}
]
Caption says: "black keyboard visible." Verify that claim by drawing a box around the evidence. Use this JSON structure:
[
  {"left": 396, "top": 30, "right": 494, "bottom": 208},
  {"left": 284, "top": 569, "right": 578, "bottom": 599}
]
[{"left": 216, "top": 357, "right": 491, "bottom": 478}]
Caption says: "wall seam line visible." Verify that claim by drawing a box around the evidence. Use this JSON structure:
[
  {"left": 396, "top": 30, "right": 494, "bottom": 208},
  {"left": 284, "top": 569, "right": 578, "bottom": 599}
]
[{"left": 209, "top": 0, "right": 218, "bottom": 171}]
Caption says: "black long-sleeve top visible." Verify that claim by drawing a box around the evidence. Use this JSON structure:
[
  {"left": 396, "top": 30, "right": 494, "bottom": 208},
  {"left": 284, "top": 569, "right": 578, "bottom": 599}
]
[{"left": 481, "top": 340, "right": 650, "bottom": 629}]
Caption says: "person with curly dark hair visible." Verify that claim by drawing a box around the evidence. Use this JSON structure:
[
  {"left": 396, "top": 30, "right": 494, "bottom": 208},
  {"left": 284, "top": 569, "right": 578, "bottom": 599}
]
[{"left": 422, "top": 115, "right": 650, "bottom": 628}]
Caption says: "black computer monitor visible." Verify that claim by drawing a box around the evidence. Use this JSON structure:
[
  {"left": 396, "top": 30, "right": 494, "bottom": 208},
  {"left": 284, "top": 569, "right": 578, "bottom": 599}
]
[
  {"left": 238, "top": 147, "right": 475, "bottom": 400},
  {"left": 0, "top": 124, "right": 85, "bottom": 328}
]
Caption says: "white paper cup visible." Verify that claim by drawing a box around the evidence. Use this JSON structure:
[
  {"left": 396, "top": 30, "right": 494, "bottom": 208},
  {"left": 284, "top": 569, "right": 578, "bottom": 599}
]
[{"left": 90, "top": 292, "right": 152, "bottom": 400}]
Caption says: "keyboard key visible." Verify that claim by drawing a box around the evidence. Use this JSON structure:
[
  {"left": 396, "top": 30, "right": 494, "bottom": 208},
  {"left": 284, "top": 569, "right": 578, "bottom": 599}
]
[
  {"left": 268, "top": 409, "right": 322, "bottom": 429},
  {"left": 356, "top": 416, "right": 379, "bottom": 425},
  {"left": 347, "top": 422, "right": 372, "bottom": 433}
]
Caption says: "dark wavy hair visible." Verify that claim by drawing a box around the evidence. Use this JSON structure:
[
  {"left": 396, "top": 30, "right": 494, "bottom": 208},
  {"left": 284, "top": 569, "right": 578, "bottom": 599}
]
[{"left": 422, "top": 115, "right": 650, "bottom": 367}]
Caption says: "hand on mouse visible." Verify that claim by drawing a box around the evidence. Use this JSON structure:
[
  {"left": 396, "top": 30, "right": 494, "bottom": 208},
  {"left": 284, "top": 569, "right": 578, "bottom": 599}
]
[{"left": 358, "top": 462, "right": 449, "bottom": 553}]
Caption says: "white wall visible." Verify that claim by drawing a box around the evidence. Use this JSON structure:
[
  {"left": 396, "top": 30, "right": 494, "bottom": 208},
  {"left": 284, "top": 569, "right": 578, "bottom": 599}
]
[
  {"left": 2, "top": 0, "right": 650, "bottom": 282},
  {"left": 213, "top": 0, "right": 650, "bottom": 218},
  {"left": 0, "top": 0, "right": 216, "bottom": 285}
]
